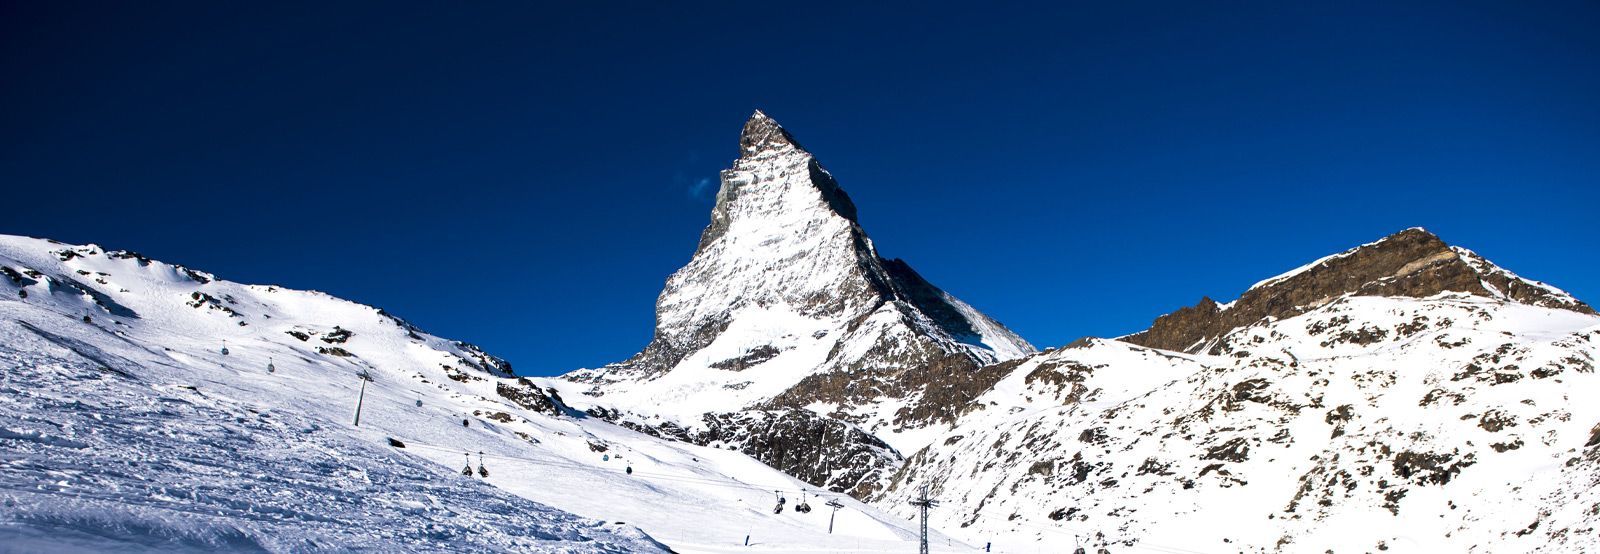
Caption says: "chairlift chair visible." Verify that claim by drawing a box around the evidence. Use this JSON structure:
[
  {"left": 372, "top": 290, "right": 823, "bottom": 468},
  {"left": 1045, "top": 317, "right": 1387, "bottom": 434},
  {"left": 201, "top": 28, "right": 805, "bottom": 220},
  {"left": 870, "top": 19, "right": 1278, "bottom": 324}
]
[
  {"left": 221, "top": 341, "right": 229, "bottom": 356},
  {"left": 477, "top": 451, "right": 489, "bottom": 478},
  {"left": 462, "top": 453, "right": 473, "bottom": 476},
  {"left": 773, "top": 491, "right": 787, "bottom": 514},
  {"left": 796, "top": 492, "right": 812, "bottom": 513}
]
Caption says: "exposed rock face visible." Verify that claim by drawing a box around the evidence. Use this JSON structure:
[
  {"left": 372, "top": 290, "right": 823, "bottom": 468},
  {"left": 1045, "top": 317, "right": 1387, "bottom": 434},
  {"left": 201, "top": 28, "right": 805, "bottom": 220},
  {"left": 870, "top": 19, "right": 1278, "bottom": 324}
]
[
  {"left": 568, "top": 111, "right": 1032, "bottom": 438},
  {"left": 495, "top": 378, "right": 569, "bottom": 417},
  {"left": 1123, "top": 228, "right": 1593, "bottom": 353},
  {"left": 698, "top": 410, "right": 900, "bottom": 498},
  {"left": 581, "top": 407, "right": 900, "bottom": 498},
  {"left": 455, "top": 340, "right": 515, "bottom": 377}
]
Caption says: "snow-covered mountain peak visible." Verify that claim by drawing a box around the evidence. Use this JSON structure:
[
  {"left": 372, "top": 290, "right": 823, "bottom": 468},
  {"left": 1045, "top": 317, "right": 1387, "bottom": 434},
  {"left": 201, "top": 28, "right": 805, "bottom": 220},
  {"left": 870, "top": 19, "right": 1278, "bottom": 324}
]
[
  {"left": 563, "top": 113, "right": 1033, "bottom": 488},
  {"left": 1124, "top": 227, "right": 1593, "bottom": 354},
  {"left": 585, "top": 112, "right": 1030, "bottom": 386}
]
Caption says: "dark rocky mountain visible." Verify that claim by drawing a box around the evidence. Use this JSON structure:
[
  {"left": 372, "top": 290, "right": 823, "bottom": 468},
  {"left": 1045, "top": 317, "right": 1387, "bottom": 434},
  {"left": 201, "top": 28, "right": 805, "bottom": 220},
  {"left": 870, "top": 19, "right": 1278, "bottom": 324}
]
[
  {"left": 1122, "top": 227, "right": 1593, "bottom": 354},
  {"left": 584, "top": 407, "right": 902, "bottom": 497}
]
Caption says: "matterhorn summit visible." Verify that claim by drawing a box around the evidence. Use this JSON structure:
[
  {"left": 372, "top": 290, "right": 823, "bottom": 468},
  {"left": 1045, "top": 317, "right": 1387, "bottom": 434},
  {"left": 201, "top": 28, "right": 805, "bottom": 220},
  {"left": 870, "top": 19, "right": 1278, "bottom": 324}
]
[{"left": 566, "top": 111, "right": 1032, "bottom": 454}]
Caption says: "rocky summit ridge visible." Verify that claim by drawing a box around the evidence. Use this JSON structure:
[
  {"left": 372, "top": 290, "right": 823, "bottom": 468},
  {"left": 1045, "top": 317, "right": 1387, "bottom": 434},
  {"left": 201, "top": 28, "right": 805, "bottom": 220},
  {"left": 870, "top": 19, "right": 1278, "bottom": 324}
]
[{"left": 1122, "top": 227, "right": 1593, "bottom": 354}]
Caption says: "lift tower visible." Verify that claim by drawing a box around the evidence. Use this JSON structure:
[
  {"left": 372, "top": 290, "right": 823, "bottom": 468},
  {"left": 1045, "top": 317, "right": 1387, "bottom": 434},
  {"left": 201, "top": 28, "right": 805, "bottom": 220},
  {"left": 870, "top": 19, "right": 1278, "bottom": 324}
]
[{"left": 909, "top": 486, "right": 940, "bottom": 554}]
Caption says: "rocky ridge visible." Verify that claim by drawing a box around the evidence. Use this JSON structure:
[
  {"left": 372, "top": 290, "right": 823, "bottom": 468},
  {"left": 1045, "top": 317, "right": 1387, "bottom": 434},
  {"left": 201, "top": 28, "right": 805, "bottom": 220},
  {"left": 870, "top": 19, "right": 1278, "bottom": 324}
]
[
  {"left": 876, "top": 231, "right": 1600, "bottom": 552},
  {"left": 1122, "top": 227, "right": 1592, "bottom": 354}
]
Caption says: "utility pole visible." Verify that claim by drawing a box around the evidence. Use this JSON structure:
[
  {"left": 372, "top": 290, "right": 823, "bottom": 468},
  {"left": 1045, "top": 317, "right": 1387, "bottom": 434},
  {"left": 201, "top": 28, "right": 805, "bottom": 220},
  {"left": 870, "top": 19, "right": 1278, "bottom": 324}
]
[
  {"left": 353, "top": 370, "right": 373, "bottom": 426},
  {"left": 909, "top": 485, "right": 939, "bottom": 554},
  {"left": 825, "top": 498, "right": 844, "bottom": 534}
]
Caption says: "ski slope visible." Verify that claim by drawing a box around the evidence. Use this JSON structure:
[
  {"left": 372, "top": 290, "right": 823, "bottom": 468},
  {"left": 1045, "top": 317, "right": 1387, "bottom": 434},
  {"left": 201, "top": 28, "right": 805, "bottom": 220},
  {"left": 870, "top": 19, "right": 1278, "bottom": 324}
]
[{"left": 0, "top": 234, "right": 968, "bottom": 553}]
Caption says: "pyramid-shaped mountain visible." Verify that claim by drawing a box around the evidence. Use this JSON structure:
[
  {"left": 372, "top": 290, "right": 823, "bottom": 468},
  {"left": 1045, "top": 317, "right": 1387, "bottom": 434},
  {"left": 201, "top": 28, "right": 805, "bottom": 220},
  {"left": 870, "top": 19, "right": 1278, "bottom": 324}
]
[{"left": 568, "top": 111, "right": 1033, "bottom": 441}]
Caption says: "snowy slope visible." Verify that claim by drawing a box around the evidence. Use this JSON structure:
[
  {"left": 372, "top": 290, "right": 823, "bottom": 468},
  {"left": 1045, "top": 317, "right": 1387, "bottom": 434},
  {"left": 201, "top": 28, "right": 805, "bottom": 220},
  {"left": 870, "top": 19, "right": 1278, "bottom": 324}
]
[
  {"left": 878, "top": 235, "right": 1600, "bottom": 553},
  {"left": 0, "top": 235, "right": 969, "bottom": 553}
]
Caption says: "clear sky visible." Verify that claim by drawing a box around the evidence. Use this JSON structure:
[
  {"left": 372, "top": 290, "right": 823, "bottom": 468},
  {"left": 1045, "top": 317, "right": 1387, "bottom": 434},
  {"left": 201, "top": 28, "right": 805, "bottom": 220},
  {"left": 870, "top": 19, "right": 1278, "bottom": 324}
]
[{"left": 4, "top": 2, "right": 1597, "bottom": 376}]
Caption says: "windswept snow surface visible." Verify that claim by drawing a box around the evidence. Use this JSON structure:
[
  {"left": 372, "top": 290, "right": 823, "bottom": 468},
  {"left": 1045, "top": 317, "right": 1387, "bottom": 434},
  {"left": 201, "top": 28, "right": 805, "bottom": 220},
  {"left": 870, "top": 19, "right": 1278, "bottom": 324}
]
[{"left": 0, "top": 235, "right": 965, "bottom": 553}]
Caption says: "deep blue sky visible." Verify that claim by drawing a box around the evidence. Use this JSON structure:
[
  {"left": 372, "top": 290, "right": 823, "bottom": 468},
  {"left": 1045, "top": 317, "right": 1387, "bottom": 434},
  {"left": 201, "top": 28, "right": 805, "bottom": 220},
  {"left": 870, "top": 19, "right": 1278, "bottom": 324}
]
[{"left": 4, "top": 2, "right": 1597, "bottom": 376}]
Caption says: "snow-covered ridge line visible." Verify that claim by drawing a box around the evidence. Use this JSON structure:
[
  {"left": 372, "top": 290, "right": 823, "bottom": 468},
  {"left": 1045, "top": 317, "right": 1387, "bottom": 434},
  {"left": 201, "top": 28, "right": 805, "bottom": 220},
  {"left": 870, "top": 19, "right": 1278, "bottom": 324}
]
[
  {"left": 1451, "top": 245, "right": 1583, "bottom": 305},
  {"left": 1123, "top": 227, "right": 1592, "bottom": 355},
  {"left": 882, "top": 293, "right": 1600, "bottom": 553}
]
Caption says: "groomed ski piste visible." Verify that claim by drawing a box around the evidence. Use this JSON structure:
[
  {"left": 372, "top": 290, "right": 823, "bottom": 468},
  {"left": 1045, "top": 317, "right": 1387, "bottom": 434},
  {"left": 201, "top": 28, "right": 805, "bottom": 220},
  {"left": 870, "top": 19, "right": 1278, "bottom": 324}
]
[{"left": 0, "top": 234, "right": 970, "bottom": 553}]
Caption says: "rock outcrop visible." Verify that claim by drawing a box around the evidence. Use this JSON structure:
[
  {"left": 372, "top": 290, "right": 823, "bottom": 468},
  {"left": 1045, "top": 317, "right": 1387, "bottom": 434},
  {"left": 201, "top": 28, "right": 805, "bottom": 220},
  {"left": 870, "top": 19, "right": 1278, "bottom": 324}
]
[{"left": 1122, "top": 228, "right": 1593, "bottom": 354}]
